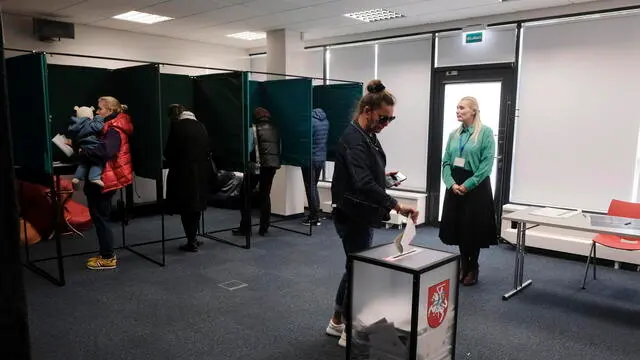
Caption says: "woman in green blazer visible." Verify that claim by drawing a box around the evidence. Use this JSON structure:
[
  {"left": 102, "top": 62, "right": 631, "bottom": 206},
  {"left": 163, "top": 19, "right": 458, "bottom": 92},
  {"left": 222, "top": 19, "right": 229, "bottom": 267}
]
[{"left": 440, "top": 96, "right": 498, "bottom": 286}]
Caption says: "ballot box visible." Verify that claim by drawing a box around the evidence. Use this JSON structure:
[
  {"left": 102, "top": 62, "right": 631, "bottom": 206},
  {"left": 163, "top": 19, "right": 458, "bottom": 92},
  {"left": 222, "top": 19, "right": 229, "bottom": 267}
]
[{"left": 346, "top": 243, "right": 460, "bottom": 360}]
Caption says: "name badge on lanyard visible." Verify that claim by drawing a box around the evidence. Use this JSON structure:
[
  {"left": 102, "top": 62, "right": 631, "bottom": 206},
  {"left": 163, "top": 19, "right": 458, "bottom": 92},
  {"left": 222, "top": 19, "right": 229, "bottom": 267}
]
[{"left": 454, "top": 130, "right": 472, "bottom": 168}]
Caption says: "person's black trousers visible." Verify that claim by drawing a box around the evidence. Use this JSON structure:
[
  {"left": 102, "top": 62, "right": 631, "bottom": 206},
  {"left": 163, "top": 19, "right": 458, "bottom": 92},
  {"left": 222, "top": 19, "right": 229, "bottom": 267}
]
[
  {"left": 239, "top": 167, "right": 277, "bottom": 233},
  {"left": 84, "top": 182, "right": 116, "bottom": 258},
  {"left": 180, "top": 211, "right": 201, "bottom": 243},
  {"left": 333, "top": 210, "right": 374, "bottom": 319},
  {"left": 301, "top": 163, "right": 323, "bottom": 220}
]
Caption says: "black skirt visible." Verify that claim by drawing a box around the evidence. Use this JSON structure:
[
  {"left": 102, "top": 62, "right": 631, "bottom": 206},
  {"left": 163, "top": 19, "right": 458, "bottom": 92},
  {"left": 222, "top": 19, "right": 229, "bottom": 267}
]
[{"left": 439, "top": 167, "right": 498, "bottom": 249}]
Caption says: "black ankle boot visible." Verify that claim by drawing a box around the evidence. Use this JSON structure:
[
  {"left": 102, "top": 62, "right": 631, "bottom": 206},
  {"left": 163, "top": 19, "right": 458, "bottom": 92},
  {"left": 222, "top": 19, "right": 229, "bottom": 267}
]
[{"left": 459, "top": 258, "right": 470, "bottom": 283}]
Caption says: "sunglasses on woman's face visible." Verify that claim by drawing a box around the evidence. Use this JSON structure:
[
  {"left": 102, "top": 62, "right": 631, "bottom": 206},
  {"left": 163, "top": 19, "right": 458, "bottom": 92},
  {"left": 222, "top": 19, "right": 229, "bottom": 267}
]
[{"left": 378, "top": 115, "right": 396, "bottom": 124}]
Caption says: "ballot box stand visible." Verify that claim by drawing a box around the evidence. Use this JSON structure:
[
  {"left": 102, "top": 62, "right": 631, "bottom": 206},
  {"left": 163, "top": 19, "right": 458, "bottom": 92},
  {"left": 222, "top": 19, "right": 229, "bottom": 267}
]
[{"left": 346, "top": 243, "right": 460, "bottom": 360}]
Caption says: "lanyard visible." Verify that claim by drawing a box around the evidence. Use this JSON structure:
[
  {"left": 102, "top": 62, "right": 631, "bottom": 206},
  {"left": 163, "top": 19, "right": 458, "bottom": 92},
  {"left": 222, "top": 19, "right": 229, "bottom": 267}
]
[{"left": 458, "top": 129, "right": 473, "bottom": 156}]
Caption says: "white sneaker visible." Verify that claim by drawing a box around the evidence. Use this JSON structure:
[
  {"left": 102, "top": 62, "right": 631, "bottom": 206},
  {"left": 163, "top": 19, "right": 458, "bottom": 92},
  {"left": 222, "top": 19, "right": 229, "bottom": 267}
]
[
  {"left": 325, "top": 319, "right": 344, "bottom": 337},
  {"left": 338, "top": 330, "right": 347, "bottom": 347}
]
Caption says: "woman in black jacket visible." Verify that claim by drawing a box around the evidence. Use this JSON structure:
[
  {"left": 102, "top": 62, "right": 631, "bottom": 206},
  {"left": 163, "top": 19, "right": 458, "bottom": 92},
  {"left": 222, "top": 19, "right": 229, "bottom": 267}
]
[
  {"left": 326, "top": 80, "right": 418, "bottom": 347},
  {"left": 164, "top": 105, "right": 212, "bottom": 252}
]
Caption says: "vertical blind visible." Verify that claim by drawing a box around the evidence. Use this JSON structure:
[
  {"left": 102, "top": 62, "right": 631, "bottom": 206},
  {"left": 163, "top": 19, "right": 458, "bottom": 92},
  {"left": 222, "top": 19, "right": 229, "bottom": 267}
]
[
  {"left": 511, "top": 14, "right": 640, "bottom": 212},
  {"left": 377, "top": 38, "right": 432, "bottom": 191}
]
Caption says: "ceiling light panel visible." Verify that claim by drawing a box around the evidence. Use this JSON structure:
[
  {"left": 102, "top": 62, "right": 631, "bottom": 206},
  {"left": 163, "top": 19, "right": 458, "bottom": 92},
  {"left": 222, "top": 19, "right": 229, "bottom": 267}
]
[
  {"left": 112, "top": 11, "right": 173, "bottom": 24},
  {"left": 344, "top": 8, "right": 406, "bottom": 23},
  {"left": 226, "top": 31, "right": 266, "bottom": 41}
]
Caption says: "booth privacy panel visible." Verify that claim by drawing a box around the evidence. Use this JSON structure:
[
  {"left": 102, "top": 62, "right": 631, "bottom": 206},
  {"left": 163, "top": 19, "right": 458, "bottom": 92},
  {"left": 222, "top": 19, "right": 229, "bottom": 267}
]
[
  {"left": 313, "top": 83, "right": 362, "bottom": 161},
  {"left": 194, "top": 72, "right": 246, "bottom": 172},
  {"left": 160, "top": 73, "right": 194, "bottom": 146},
  {"left": 6, "top": 53, "right": 52, "bottom": 174},
  {"left": 260, "top": 78, "right": 312, "bottom": 167},
  {"left": 47, "top": 64, "right": 114, "bottom": 162},
  {"left": 113, "top": 64, "right": 162, "bottom": 180}
]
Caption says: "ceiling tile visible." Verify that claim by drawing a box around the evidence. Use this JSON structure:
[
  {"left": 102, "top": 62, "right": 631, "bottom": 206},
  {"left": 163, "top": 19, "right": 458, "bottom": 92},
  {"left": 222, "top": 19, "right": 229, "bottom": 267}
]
[
  {"left": 57, "top": 0, "right": 166, "bottom": 23},
  {"left": 138, "top": 0, "right": 233, "bottom": 19},
  {"left": 130, "top": 4, "right": 265, "bottom": 36},
  {"left": 1, "top": 0, "right": 82, "bottom": 17},
  {"left": 245, "top": 1, "right": 345, "bottom": 30}
]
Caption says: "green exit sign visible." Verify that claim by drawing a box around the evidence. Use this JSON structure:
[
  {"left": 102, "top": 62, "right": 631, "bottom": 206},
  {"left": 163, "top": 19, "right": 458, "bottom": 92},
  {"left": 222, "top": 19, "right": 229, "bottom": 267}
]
[{"left": 464, "top": 31, "right": 484, "bottom": 44}]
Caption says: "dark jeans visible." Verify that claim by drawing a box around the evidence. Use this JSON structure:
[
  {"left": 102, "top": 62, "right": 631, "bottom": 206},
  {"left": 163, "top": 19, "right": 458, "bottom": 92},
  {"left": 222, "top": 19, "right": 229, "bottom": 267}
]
[
  {"left": 334, "top": 210, "right": 374, "bottom": 316},
  {"left": 301, "top": 163, "right": 323, "bottom": 219},
  {"left": 239, "top": 167, "right": 277, "bottom": 232},
  {"left": 84, "top": 182, "right": 115, "bottom": 258},
  {"left": 180, "top": 211, "right": 201, "bottom": 243}
]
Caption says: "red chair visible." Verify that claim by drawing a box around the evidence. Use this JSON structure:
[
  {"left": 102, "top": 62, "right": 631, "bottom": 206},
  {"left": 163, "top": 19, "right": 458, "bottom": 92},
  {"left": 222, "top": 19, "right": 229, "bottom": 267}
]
[{"left": 582, "top": 199, "right": 640, "bottom": 289}]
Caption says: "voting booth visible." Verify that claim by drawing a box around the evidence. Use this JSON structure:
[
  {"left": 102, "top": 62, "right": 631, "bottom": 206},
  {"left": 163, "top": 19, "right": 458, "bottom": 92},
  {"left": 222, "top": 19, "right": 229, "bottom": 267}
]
[{"left": 347, "top": 240, "right": 460, "bottom": 360}]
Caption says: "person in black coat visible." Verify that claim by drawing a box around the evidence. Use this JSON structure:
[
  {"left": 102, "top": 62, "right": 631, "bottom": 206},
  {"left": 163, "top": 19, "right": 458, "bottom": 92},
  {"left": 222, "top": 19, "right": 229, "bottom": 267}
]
[
  {"left": 232, "top": 107, "right": 281, "bottom": 236},
  {"left": 326, "top": 80, "right": 418, "bottom": 347},
  {"left": 164, "top": 105, "right": 212, "bottom": 252}
]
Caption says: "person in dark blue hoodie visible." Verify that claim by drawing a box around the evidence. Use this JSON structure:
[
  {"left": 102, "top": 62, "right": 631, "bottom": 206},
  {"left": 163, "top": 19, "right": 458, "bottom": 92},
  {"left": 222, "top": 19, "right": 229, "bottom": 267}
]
[{"left": 302, "top": 108, "right": 329, "bottom": 225}]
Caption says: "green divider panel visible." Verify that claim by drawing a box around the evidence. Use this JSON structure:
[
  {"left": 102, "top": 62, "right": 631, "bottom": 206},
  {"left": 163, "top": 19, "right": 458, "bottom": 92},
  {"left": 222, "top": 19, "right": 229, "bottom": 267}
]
[
  {"left": 6, "top": 53, "right": 52, "bottom": 174},
  {"left": 160, "top": 73, "right": 194, "bottom": 146},
  {"left": 194, "top": 72, "right": 246, "bottom": 172},
  {"left": 113, "top": 64, "right": 161, "bottom": 180},
  {"left": 261, "top": 78, "right": 313, "bottom": 167},
  {"left": 47, "top": 64, "right": 114, "bottom": 162},
  {"left": 313, "top": 83, "right": 363, "bottom": 161}
]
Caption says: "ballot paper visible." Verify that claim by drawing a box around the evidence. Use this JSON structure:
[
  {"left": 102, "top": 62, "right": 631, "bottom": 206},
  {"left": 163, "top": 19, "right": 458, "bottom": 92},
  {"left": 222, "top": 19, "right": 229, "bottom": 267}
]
[
  {"left": 394, "top": 218, "right": 416, "bottom": 255},
  {"left": 51, "top": 134, "right": 74, "bottom": 157}
]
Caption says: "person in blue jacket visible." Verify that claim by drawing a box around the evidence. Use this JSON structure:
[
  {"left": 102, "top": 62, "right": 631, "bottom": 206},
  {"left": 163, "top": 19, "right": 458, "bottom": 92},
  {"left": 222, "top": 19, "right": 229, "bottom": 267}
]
[{"left": 301, "top": 108, "right": 329, "bottom": 225}]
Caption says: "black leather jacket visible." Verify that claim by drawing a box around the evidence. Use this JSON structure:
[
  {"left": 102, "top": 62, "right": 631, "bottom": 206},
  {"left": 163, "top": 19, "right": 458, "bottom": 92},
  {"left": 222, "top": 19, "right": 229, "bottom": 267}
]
[{"left": 331, "top": 122, "right": 398, "bottom": 226}]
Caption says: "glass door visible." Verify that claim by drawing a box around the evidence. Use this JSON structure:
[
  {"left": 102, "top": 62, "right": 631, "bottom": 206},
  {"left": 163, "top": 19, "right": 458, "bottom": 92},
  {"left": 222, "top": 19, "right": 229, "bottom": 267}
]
[
  {"left": 438, "top": 81, "right": 502, "bottom": 220},
  {"left": 426, "top": 65, "right": 516, "bottom": 229}
]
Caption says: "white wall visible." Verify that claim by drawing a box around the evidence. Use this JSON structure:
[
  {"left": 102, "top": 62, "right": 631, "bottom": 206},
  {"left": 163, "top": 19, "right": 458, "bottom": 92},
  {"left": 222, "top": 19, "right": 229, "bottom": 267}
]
[
  {"left": 3, "top": 12, "right": 249, "bottom": 206},
  {"left": 436, "top": 26, "right": 517, "bottom": 67},
  {"left": 2, "top": 13, "right": 249, "bottom": 73}
]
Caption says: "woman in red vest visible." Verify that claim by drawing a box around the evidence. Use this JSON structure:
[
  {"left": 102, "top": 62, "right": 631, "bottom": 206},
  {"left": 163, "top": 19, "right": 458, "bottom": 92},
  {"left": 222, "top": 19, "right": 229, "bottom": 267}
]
[{"left": 79, "top": 96, "right": 134, "bottom": 270}]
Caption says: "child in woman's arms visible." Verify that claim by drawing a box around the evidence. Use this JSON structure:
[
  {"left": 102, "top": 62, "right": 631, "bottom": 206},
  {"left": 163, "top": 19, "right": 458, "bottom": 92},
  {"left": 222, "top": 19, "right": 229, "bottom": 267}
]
[{"left": 68, "top": 106, "right": 105, "bottom": 189}]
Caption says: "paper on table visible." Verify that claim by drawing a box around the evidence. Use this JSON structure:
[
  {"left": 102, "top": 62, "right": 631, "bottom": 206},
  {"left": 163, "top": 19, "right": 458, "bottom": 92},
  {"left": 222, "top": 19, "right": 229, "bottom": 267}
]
[
  {"left": 529, "top": 207, "right": 580, "bottom": 218},
  {"left": 394, "top": 218, "right": 416, "bottom": 254}
]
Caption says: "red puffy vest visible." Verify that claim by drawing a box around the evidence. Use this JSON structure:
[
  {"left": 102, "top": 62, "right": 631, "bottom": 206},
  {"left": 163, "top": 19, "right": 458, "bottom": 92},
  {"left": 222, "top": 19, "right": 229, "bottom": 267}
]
[{"left": 101, "top": 113, "right": 134, "bottom": 193}]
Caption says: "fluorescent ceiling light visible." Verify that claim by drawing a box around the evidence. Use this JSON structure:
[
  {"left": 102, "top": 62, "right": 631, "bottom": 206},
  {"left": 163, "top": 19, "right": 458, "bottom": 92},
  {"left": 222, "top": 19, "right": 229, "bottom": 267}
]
[
  {"left": 226, "top": 31, "right": 266, "bottom": 41},
  {"left": 113, "top": 11, "right": 173, "bottom": 24},
  {"left": 344, "top": 8, "right": 405, "bottom": 23}
]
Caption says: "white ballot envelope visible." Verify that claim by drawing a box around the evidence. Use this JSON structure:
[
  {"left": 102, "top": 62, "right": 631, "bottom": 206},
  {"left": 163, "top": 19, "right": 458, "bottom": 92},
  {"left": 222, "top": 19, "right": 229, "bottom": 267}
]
[
  {"left": 51, "top": 134, "right": 74, "bottom": 157},
  {"left": 394, "top": 218, "right": 416, "bottom": 254}
]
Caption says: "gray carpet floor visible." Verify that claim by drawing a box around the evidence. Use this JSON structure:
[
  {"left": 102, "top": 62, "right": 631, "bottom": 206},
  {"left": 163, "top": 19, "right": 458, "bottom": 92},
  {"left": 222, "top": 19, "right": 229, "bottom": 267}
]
[{"left": 22, "top": 207, "right": 640, "bottom": 360}]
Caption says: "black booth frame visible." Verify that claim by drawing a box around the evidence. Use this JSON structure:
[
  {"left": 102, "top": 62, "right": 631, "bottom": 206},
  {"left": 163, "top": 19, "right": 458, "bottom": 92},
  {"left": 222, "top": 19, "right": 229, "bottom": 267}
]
[
  {"left": 346, "top": 244, "right": 460, "bottom": 360},
  {"left": 198, "top": 70, "right": 361, "bottom": 247},
  {"left": 8, "top": 49, "right": 359, "bottom": 281}
]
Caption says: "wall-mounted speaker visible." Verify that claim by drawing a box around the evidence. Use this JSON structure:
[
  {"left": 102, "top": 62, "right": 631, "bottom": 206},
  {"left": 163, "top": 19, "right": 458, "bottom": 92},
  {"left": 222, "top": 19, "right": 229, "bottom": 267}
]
[{"left": 32, "top": 18, "right": 75, "bottom": 41}]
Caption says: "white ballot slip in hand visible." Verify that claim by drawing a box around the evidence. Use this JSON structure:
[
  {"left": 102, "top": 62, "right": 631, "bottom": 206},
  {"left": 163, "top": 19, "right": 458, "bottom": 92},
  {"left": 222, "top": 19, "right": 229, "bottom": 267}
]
[
  {"left": 394, "top": 218, "right": 417, "bottom": 254},
  {"left": 51, "top": 134, "right": 74, "bottom": 157}
]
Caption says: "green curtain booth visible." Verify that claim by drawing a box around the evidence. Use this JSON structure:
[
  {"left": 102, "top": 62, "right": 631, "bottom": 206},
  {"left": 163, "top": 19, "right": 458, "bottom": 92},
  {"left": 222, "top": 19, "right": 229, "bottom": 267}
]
[
  {"left": 6, "top": 53, "right": 163, "bottom": 181},
  {"left": 159, "top": 73, "right": 194, "bottom": 146},
  {"left": 312, "top": 83, "right": 363, "bottom": 161},
  {"left": 248, "top": 78, "right": 313, "bottom": 167},
  {"left": 6, "top": 53, "right": 52, "bottom": 174},
  {"left": 193, "top": 71, "right": 249, "bottom": 173}
]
